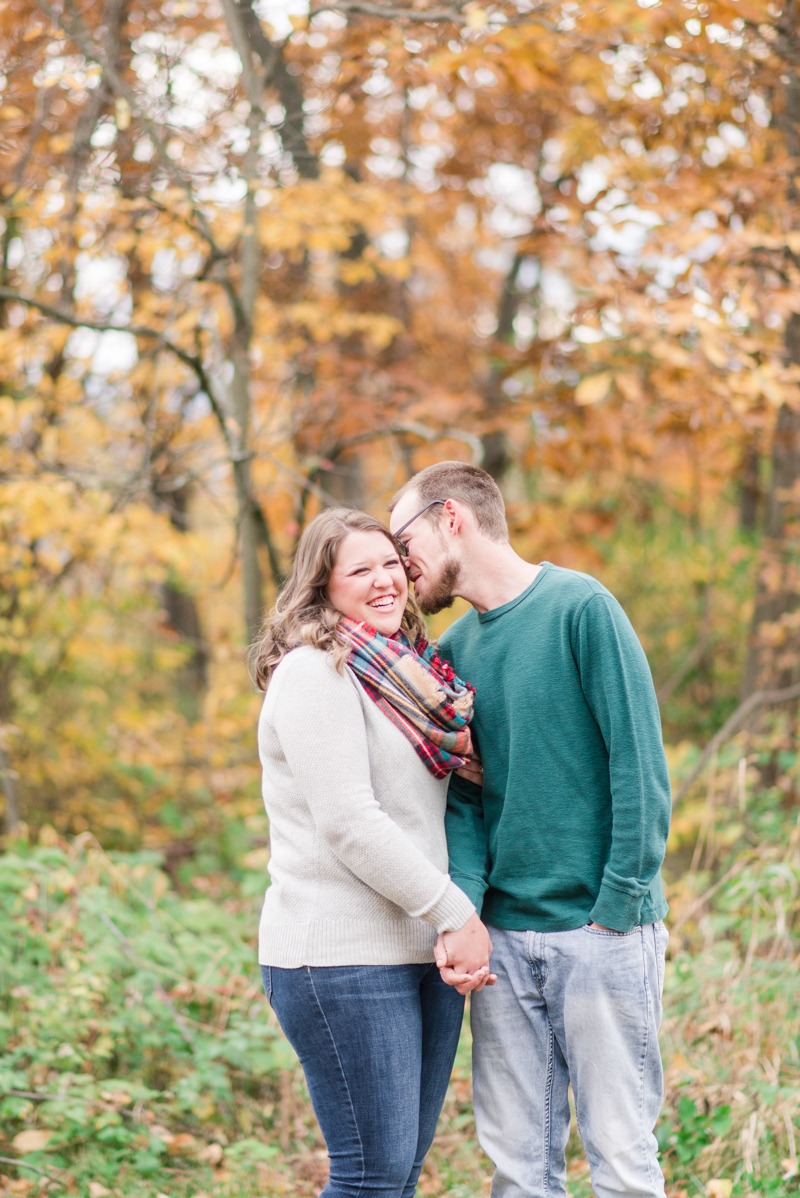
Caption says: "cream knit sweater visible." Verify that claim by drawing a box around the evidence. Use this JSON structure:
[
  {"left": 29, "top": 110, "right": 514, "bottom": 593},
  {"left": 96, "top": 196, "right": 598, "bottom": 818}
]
[{"left": 257, "top": 645, "right": 476, "bottom": 967}]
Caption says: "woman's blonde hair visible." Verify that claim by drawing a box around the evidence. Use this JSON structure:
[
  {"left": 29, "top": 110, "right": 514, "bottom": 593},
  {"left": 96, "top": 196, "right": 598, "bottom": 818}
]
[{"left": 249, "top": 507, "right": 426, "bottom": 690}]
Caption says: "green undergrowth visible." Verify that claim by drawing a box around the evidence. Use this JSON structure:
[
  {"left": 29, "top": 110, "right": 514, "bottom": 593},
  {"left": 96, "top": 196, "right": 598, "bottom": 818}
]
[{"left": 3, "top": 772, "right": 800, "bottom": 1198}]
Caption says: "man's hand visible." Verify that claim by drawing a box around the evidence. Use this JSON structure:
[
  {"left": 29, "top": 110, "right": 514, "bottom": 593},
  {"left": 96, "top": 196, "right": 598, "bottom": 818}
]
[
  {"left": 455, "top": 757, "right": 484, "bottom": 786},
  {"left": 435, "top": 913, "right": 497, "bottom": 995}
]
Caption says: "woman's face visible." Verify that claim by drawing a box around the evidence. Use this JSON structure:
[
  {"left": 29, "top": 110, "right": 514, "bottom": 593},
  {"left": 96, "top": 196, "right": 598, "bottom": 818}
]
[{"left": 327, "top": 530, "right": 409, "bottom": 636}]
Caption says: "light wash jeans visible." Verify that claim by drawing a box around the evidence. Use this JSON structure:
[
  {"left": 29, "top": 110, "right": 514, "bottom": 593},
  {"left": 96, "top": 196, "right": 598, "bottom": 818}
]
[{"left": 471, "top": 922, "right": 669, "bottom": 1198}]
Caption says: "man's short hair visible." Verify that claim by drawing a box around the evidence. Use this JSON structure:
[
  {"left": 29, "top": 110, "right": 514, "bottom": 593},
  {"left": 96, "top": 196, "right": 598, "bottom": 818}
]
[{"left": 390, "top": 461, "right": 509, "bottom": 544}]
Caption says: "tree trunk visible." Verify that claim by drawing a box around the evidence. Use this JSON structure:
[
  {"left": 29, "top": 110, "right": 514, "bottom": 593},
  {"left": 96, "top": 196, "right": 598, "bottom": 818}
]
[
  {"left": 0, "top": 669, "right": 20, "bottom": 836},
  {"left": 742, "top": 385, "right": 800, "bottom": 695},
  {"left": 740, "top": 37, "right": 800, "bottom": 694},
  {"left": 157, "top": 484, "right": 209, "bottom": 701},
  {"left": 480, "top": 252, "right": 525, "bottom": 481},
  {"left": 739, "top": 442, "right": 761, "bottom": 532},
  {"left": 325, "top": 451, "right": 367, "bottom": 508}
]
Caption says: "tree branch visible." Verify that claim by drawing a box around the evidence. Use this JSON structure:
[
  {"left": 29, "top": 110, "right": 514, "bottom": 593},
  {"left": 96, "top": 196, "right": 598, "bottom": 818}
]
[
  {"left": 0, "top": 288, "right": 234, "bottom": 456},
  {"left": 35, "top": 0, "right": 227, "bottom": 261},
  {"left": 672, "top": 681, "right": 800, "bottom": 805},
  {"left": 655, "top": 631, "right": 710, "bottom": 707},
  {"left": 0, "top": 1158, "right": 65, "bottom": 1188}
]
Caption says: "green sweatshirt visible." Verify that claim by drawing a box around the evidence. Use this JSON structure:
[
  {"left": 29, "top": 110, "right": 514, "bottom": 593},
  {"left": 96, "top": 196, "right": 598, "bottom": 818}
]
[{"left": 439, "top": 562, "right": 671, "bottom": 934}]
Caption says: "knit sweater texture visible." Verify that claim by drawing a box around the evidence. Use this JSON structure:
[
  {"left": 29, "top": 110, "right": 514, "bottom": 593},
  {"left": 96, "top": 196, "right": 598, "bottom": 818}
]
[
  {"left": 257, "top": 645, "right": 476, "bottom": 967},
  {"left": 440, "top": 563, "right": 671, "bottom": 935}
]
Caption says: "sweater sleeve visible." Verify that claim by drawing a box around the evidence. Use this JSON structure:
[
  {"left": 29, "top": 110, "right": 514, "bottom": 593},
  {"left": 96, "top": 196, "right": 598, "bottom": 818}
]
[
  {"left": 445, "top": 773, "right": 490, "bottom": 912},
  {"left": 271, "top": 650, "right": 475, "bottom": 934},
  {"left": 573, "top": 594, "right": 672, "bottom": 933}
]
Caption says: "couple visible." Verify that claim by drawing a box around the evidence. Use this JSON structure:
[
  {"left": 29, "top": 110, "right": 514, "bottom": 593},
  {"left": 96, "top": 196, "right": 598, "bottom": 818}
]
[{"left": 252, "top": 461, "right": 672, "bottom": 1198}]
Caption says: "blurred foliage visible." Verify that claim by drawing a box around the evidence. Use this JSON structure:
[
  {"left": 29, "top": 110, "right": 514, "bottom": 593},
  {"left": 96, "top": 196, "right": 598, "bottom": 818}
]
[
  {"left": 2, "top": 0, "right": 800, "bottom": 1193},
  {"left": 1, "top": 0, "right": 798, "bottom": 836},
  {"left": 5, "top": 739, "right": 800, "bottom": 1197}
]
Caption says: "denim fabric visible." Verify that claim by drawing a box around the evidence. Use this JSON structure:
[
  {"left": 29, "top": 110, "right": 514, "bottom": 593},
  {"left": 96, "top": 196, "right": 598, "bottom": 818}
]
[
  {"left": 471, "top": 922, "right": 669, "bottom": 1198},
  {"left": 262, "top": 962, "right": 464, "bottom": 1197}
]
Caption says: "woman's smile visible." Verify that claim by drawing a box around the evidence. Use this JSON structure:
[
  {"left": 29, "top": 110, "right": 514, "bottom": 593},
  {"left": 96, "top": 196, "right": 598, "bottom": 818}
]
[{"left": 367, "top": 593, "right": 398, "bottom": 612}]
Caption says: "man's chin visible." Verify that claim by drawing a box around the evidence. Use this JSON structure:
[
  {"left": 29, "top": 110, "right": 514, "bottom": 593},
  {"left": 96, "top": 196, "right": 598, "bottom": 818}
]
[
  {"left": 417, "top": 590, "right": 456, "bottom": 616},
  {"left": 414, "top": 558, "right": 461, "bottom": 616}
]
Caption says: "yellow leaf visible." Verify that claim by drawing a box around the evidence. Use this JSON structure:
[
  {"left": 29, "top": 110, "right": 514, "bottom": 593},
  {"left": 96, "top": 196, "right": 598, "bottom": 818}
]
[
  {"left": 464, "top": 4, "right": 489, "bottom": 28},
  {"left": 706, "top": 1182, "right": 733, "bottom": 1198},
  {"left": 13, "top": 1129, "right": 52, "bottom": 1153},
  {"left": 615, "top": 372, "right": 643, "bottom": 403},
  {"left": 0, "top": 106, "right": 25, "bottom": 120},
  {"left": 289, "top": 13, "right": 308, "bottom": 29},
  {"left": 115, "top": 97, "right": 131, "bottom": 131},
  {"left": 49, "top": 134, "right": 73, "bottom": 154},
  {"left": 575, "top": 372, "right": 612, "bottom": 406}
]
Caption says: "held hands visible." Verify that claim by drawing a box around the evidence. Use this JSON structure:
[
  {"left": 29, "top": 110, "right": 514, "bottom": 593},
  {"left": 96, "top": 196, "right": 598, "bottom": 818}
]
[{"left": 434, "top": 912, "right": 497, "bottom": 996}]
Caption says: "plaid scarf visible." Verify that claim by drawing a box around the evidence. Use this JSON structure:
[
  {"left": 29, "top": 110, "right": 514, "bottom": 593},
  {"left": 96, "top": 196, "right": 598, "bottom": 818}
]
[{"left": 337, "top": 617, "right": 475, "bottom": 779}]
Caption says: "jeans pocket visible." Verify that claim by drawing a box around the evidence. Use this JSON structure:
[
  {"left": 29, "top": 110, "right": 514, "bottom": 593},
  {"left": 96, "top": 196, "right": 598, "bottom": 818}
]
[
  {"left": 654, "top": 921, "right": 669, "bottom": 993},
  {"left": 583, "top": 923, "right": 640, "bottom": 937}
]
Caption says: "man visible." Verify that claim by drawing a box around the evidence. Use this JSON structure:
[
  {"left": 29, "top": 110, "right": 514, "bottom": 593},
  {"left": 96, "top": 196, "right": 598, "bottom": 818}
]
[{"left": 388, "top": 461, "right": 671, "bottom": 1198}]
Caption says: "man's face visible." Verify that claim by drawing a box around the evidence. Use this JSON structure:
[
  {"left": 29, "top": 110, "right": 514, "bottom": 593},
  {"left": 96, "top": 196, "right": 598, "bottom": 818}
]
[{"left": 389, "top": 492, "right": 462, "bottom": 616}]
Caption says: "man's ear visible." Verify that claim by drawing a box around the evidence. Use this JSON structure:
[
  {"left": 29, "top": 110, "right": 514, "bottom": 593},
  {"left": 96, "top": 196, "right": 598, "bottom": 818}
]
[{"left": 443, "top": 499, "right": 465, "bottom": 537}]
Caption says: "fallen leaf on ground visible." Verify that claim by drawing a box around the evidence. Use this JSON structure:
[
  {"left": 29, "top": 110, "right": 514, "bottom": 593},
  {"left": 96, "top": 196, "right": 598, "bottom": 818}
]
[{"left": 11, "top": 1130, "right": 51, "bottom": 1153}]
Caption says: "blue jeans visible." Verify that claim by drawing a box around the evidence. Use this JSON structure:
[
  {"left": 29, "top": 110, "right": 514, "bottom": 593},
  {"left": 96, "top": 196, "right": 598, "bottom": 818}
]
[
  {"left": 471, "top": 923, "right": 669, "bottom": 1198},
  {"left": 262, "top": 963, "right": 464, "bottom": 1197}
]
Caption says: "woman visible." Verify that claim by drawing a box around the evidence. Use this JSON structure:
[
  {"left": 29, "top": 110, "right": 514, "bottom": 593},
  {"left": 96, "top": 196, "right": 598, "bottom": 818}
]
[{"left": 250, "top": 507, "right": 490, "bottom": 1198}]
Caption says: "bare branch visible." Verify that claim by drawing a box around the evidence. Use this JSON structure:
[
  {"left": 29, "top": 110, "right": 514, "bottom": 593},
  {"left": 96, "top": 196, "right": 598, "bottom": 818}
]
[
  {"left": 672, "top": 681, "right": 800, "bottom": 805},
  {"left": 34, "top": 0, "right": 226, "bottom": 260},
  {"left": 0, "top": 1158, "right": 65, "bottom": 1188},
  {"left": 309, "top": 0, "right": 562, "bottom": 32},
  {"left": 0, "top": 288, "right": 234, "bottom": 455},
  {"left": 656, "top": 631, "right": 711, "bottom": 707}
]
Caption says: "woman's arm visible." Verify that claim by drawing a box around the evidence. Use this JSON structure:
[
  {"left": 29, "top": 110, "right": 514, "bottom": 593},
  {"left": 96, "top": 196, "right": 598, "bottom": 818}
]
[{"left": 270, "top": 649, "right": 476, "bottom": 934}]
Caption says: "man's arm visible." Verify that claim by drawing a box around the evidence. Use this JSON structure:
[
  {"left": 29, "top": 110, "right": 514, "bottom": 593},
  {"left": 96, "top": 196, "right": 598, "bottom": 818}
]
[
  {"left": 435, "top": 771, "right": 496, "bottom": 992},
  {"left": 445, "top": 772, "right": 491, "bottom": 911},
  {"left": 574, "top": 593, "right": 672, "bottom": 933}
]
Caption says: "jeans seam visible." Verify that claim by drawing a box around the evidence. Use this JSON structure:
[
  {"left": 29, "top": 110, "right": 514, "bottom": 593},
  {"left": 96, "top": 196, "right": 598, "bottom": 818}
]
[
  {"left": 543, "top": 1012, "right": 555, "bottom": 1198},
  {"left": 305, "top": 967, "right": 366, "bottom": 1196},
  {"left": 639, "top": 926, "right": 659, "bottom": 1194}
]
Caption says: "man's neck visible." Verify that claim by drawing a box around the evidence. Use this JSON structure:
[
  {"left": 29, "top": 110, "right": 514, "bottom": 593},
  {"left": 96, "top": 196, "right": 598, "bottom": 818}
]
[{"left": 455, "top": 542, "right": 541, "bottom": 615}]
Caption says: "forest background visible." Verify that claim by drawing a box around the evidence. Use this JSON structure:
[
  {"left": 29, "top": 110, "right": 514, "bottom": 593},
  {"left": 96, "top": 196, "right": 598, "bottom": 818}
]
[{"left": 2, "top": 0, "right": 800, "bottom": 1194}]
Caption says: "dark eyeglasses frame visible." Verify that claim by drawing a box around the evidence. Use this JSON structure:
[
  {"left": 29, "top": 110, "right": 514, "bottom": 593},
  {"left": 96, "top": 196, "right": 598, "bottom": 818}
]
[{"left": 393, "top": 499, "right": 447, "bottom": 556}]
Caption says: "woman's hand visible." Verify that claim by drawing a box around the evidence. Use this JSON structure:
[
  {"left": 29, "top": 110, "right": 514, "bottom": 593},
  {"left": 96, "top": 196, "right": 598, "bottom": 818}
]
[
  {"left": 455, "top": 757, "right": 484, "bottom": 786},
  {"left": 434, "top": 914, "right": 497, "bottom": 995}
]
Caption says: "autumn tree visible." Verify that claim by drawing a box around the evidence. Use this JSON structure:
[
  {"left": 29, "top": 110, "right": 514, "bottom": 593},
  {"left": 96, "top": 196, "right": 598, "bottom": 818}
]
[{"left": 2, "top": 0, "right": 800, "bottom": 832}]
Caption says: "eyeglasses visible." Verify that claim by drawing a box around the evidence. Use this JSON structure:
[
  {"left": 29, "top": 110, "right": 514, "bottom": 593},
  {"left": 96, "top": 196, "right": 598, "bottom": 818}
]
[{"left": 392, "top": 499, "right": 446, "bottom": 556}]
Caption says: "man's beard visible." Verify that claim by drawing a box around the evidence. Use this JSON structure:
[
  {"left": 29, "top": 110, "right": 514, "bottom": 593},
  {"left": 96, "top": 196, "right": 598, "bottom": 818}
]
[{"left": 415, "top": 557, "right": 461, "bottom": 616}]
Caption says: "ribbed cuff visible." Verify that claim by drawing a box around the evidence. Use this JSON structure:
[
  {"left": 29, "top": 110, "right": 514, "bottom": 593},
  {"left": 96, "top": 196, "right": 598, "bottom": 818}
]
[
  {"left": 589, "top": 879, "right": 646, "bottom": 934},
  {"left": 424, "top": 879, "right": 476, "bottom": 933},
  {"left": 449, "top": 872, "right": 488, "bottom": 913}
]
